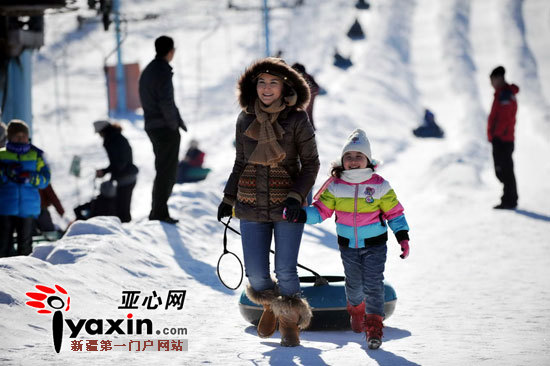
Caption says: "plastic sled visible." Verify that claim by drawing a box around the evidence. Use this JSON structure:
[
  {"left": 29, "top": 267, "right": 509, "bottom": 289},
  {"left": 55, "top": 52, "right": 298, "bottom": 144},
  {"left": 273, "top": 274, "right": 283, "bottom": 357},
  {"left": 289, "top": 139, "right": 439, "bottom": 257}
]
[
  {"left": 177, "top": 166, "right": 211, "bottom": 183},
  {"left": 347, "top": 19, "right": 366, "bottom": 40},
  {"left": 334, "top": 53, "right": 353, "bottom": 70},
  {"left": 239, "top": 276, "right": 397, "bottom": 330},
  {"left": 33, "top": 231, "right": 62, "bottom": 243},
  {"left": 412, "top": 125, "right": 444, "bottom": 138},
  {"left": 355, "top": 0, "right": 370, "bottom": 10}
]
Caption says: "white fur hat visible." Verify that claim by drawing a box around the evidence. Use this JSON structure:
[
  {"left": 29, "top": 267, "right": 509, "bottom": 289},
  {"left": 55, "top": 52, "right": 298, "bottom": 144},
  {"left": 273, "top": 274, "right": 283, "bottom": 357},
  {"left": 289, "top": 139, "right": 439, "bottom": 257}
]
[{"left": 341, "top": 128, "right": 372, "bottom": 162}]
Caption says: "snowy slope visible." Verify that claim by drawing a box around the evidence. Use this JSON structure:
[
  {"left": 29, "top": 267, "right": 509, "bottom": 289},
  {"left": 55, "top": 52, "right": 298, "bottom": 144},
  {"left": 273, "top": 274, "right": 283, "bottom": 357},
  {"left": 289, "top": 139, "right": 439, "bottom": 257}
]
[{"left": 1, "top": 0, "right": 550, "bottom": 365}]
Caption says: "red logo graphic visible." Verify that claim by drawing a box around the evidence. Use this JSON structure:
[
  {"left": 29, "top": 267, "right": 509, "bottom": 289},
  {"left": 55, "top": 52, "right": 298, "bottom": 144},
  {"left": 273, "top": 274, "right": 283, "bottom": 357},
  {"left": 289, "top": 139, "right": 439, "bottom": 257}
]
[
  {"left": 26, "top": 284, "right": 70, "bottom": 314},
  {"left": 26, "top": 285, "right": 70, "bottom": 353}
]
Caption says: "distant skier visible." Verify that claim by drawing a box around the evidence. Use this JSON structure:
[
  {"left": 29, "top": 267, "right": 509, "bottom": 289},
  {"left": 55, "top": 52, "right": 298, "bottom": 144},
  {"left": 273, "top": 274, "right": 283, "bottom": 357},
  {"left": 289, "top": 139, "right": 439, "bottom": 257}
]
[
  {"left": 0, "top": 120, "right": 50, "bottom": 257},
  {"left": 287, "top": 129, "right": 410, "bottom": 350},
  {"left": 413, "top": 108, "right": 444, "bottom": 138},
  {"left": 487, "top": 66, "right": 519, "bottom": 209},
  {"left": 93, "top": 120, "right": 139, "bottom": 223},
  {"left": 217, "top": 57, "right": 319, "bottom": 347},
  {"left": 139, "top": 35, "right": 188, "bottom": 224}
]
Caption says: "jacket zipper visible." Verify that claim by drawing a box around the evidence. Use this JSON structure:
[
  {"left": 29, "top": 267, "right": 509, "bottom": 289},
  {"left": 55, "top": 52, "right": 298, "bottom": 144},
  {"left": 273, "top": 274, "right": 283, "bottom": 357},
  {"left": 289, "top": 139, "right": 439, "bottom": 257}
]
[{"left": 354, "top": 185, "right": 358, "bottom": 248}]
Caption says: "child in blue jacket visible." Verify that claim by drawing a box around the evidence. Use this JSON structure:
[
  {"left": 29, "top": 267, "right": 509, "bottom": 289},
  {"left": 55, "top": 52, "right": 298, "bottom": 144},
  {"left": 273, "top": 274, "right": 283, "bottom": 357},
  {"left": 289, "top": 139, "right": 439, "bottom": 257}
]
[{"left": 0, "top": 120, "right": 50, "bottom": 256}]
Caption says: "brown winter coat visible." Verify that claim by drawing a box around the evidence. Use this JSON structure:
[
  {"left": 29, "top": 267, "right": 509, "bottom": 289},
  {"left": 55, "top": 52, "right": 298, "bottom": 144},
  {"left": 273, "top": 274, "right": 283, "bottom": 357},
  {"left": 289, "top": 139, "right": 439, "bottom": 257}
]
[{"left": 223, "top": 58, "right": 320, "bottom": 222}]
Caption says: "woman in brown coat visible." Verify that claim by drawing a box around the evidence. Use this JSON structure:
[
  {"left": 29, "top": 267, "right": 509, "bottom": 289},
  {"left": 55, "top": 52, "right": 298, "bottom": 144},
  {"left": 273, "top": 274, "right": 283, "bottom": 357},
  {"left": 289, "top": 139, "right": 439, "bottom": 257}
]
[{"left": 218, "top": 58, "right": 320, "bottom": 346}]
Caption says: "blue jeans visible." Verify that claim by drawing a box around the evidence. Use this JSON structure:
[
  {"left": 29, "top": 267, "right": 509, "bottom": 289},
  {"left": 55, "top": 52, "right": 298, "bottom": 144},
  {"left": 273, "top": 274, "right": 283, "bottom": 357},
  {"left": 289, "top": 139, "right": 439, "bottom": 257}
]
[
  {"left": 240, "top": 219, "right": 304, "bottom": 296},
  {"left": 339, "top": 243, "right": 387, "bottom": 316}
]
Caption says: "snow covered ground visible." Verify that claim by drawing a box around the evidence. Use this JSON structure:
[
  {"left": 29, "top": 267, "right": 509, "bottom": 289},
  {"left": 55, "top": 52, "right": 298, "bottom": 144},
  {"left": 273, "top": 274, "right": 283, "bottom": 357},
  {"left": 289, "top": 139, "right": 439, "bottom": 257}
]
[{"left": 1, "top": 0, "right": 550, "bottom": 365}]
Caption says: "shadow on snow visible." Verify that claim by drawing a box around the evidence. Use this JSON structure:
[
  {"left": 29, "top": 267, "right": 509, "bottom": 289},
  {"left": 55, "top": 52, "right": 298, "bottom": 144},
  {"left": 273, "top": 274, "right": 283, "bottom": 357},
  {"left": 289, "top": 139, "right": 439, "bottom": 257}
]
[{"left": 161, "top": 223, "right": 233, "bottom": 295}]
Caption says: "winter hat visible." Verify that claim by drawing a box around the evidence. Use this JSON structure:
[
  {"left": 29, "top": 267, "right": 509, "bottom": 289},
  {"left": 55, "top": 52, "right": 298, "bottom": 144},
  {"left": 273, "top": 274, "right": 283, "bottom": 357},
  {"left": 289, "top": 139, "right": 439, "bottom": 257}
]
[
  {"left": 93, "top": 120, "right": 110, "bottom": 133},
  {"left": 341, "top": 128, "right": 372, "bottom": 162},
  {"left": 490, "top": 66, "right": 505, "bottom": 78},
  {"left": 7, "top": 119, "right": 29, "bottom": 140},
  {"left": 155, "top": 35, "right": 174, "bottom": 57},
  {"left": 238, "top": 57, "right": 311, "bottom": 111}
]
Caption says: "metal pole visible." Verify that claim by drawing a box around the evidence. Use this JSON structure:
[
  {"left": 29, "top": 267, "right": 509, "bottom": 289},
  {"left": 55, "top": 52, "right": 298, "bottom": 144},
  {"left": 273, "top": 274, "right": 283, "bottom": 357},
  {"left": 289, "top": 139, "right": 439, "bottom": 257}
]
[
  {"left": 263, "top": 0, "right": 270, "bottom": 57},
  {"left": 114, "top": 0, "right": 126, "bottom": 115},
  {"left": 2, "top": 50, "right": 33, "bottom": 135}
]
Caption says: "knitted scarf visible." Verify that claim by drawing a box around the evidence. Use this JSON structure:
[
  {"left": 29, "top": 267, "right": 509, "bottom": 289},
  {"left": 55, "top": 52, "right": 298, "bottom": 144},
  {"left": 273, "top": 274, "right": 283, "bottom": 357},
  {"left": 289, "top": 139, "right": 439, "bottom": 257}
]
[
  {"left": 340, "top": 167, "right": 374, "bottom": 183},
  {"left": 244, "top": 98, "right": 287, "bottom": 166},
  {"left": 6, "top": 142, "right": 31, "bottom": 154}
]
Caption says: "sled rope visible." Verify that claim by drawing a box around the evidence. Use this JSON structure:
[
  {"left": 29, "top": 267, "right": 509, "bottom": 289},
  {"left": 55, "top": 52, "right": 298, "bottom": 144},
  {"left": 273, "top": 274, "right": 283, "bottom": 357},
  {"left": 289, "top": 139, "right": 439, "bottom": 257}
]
[
  {"left": 216, "top": 217, "right": 244, "bottom": 290},
  {"left": 217, "top": 217, "right": 328, "bottom": 290}
]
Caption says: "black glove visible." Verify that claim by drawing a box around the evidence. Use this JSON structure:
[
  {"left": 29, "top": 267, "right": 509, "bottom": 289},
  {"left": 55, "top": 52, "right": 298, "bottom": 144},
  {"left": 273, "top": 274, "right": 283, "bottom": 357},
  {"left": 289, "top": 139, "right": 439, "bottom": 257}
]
[
  {"left": 283, "top": 197, "right": 303, "bottom": 223},
  {"left": 217, "top": 201, "right": 233, "bottom": 221},
  {"left": 294, "top": 209, "right": 307, "bottom": 223}
]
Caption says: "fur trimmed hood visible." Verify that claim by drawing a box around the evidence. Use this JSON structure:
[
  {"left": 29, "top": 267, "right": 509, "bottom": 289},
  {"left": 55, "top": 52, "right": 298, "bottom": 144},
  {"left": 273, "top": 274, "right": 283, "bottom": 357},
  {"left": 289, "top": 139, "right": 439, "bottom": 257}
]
[{"left": 237, "top": 57, "right": 311, "bottom": 112}]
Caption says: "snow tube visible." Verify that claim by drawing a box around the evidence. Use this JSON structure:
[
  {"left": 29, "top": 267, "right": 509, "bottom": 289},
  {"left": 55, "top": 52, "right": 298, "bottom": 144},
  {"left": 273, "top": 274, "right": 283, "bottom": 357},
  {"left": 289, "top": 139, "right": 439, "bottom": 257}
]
[
  {"left": 347, "top": 19, "right": 366, "bottom": 40},
  {"left": 176, "top": 166, "right": 211, "bottom": 183},
  {"left": 239, "top": 276, "right": 397, "bottom": 330},
  {"left": 333, "top": 52, "right": 353, "bottom": 70},
  {"left": 412, "top": 125, "right": 444, "bottom": 138},
  {"left": 355, "top": 0, "right": 371, "bottom": 10}
]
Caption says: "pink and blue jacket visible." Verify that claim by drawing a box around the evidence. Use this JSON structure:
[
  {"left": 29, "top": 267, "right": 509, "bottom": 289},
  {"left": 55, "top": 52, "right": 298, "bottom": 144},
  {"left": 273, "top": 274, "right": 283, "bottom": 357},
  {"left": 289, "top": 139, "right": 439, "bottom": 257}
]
[{"left": 305, "top": 169, "right": 409, "bottom": 248}]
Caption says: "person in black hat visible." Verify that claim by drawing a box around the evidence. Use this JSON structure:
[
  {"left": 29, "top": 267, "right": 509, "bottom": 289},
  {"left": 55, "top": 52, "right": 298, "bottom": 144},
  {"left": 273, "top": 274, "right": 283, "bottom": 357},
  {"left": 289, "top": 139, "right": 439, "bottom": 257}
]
[
  {"left": 487, "top": 66, "right": 520, "bottom": 209},
  {"left": 139, "top": 35, "right": 188, "bottom": 224}
]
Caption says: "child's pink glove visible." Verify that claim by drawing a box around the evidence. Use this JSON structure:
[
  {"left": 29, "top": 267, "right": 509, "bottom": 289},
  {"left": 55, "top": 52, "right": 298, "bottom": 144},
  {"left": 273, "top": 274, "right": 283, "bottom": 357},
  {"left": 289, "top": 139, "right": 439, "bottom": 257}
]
[{"left": 399, "top": 240, "right": 409, "bottom": 259}]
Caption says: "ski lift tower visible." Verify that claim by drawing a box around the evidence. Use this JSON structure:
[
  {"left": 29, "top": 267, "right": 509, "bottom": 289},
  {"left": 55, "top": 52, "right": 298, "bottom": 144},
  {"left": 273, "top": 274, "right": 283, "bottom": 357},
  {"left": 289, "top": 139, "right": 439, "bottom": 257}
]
[
  {"left": 0, "top": 0, "right": 70, "bottom": 136},
  {"left": 262, "top": 0, "right": 270, "bottom": 57}
]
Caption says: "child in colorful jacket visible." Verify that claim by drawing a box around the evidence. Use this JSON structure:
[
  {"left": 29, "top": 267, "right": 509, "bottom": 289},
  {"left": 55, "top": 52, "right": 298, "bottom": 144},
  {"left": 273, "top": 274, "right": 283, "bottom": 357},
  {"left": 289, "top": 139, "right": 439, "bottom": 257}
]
[
  {"left": 285, "top": 128, "right": 410, "bottom": 350},
  {"left": 0, "top": 120, "right": 50, "bottom": 257}
]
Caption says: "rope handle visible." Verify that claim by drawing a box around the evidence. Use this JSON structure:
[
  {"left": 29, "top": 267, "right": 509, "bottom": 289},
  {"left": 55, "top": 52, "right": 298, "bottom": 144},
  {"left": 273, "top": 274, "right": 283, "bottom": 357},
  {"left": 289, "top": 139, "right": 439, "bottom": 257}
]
[
  {"left": 217, "top": 218, "right": 328, "bottom": 288},
  {"left": 217, "top": 217, "right": 244, "bottom": 290}
]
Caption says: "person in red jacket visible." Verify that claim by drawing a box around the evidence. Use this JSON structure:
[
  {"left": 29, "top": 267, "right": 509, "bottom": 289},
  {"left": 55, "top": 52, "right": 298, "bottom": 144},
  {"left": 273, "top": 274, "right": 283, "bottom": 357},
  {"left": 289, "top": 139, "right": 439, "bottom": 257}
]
[
  {"left": 487, "top": 66, "right": 519, "bottom": 209},
  {"left": 37, "top": 184, "right": 65, "bottom": 232}
]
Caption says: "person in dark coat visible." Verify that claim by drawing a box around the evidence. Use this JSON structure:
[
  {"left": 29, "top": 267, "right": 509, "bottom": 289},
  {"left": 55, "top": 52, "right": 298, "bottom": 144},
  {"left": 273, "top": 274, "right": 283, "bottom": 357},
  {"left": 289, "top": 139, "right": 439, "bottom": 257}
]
[
  {"left": 291, "top": 63, "right": 320, "bottom": 130},
  {"left": 0, "top": 120, "right": 50, "bottom": 257},
  {"left": 139, "top": 35, "right": 188, "bottom": 224},
  {"left": 94, "top": 120, "right": 139, "bottom": 223},
  {"left": 413, "top": 109, "right": 444, "bottom": 138},
  {"left": 217, "top": 57, "right": 320, "bottom": 347},
  {"left": 487, "top": 66, "right": 519, "bottom": 209},
  {"left": 292, "top": 63, "right": 320, "bottom": 204}
]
